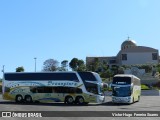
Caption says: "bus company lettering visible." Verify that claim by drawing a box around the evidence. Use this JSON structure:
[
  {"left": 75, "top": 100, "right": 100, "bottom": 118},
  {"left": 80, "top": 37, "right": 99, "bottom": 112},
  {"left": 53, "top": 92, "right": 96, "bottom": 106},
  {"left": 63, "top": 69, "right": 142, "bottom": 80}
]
[{"left": 48, "top": 81, "right": 78, "bottom": 86}]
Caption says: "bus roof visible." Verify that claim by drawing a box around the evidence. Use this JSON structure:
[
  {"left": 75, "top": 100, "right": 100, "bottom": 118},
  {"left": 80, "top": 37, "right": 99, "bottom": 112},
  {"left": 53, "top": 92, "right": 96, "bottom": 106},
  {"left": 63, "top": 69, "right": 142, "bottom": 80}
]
[
  {"left": 114, "top": 74, "right": 140, "bottom": 80},
  {"left": 4, "top": 71, "right": 97, "bottom": 74}
]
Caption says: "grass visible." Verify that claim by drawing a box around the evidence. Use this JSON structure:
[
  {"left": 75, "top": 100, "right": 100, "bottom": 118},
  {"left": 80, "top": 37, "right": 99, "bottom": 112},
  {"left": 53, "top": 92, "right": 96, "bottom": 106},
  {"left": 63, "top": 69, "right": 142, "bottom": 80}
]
[{"left": 141, "top": 84, "right": 150, "bottom": 90}]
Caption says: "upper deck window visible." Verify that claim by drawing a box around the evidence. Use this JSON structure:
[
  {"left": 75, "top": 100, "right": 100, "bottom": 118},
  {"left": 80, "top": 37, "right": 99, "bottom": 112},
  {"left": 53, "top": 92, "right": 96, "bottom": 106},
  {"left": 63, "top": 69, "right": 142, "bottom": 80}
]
[
  {"left": 4, "top": 73, "right": 79, "bottom": 81},
  {"left": 78, "top": 72, "right": 97, "bottom": 82},
  {"left": 112, "top": 77, "right": 131, "bottom": 85}
]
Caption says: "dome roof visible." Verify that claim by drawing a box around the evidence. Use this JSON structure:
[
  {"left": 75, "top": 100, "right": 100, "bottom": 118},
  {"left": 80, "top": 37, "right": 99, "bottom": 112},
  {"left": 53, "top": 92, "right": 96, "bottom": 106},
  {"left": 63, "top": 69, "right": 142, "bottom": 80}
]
[{"left": 121, "top": 38, "right": 137, "bottom": 50}]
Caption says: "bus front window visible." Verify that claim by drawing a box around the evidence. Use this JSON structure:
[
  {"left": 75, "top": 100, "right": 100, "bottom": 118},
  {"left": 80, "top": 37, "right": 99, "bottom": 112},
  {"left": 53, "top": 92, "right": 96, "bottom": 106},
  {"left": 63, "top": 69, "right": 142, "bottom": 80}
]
[
  {"left": 112, "top": 86, "right": 131, "bottom": 97},
  {"left": 86, "top": 86, "right": 98, "bottom": 94}
]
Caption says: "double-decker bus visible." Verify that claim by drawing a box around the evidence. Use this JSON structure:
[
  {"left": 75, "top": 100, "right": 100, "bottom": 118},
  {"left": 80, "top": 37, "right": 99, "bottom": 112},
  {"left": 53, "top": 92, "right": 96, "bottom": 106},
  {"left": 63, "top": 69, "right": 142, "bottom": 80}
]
[
  {"left": 111, "top": 74, "right": 141, "bottom": 104},
  {"left": 2, "top": 72, "right": 106, "bottom": 104}
]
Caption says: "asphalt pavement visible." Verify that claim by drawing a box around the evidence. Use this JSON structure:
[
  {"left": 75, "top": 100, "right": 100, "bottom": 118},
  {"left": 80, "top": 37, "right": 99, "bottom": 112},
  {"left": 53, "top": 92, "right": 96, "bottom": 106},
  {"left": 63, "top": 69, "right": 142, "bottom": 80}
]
[{"left": 0, "top": 90, "right": 159, "bottom": 120}]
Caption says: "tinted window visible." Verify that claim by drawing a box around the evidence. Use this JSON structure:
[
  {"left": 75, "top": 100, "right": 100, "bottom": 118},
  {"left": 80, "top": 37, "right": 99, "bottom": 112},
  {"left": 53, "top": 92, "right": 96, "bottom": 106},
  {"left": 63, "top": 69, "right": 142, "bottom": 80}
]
[
  {"left": 112, "top": 77, "right": 131, "bottom": 85},
  {"left": 84, "top": 82, "right": 98, "bottom": 94},
  {"left": 78, "top": 72, "right": 97, "bottom": 82},
  {"left": 4, "top": 73, "right": 79, "bottom": 81},
  {"left": 30, "top": 87, "right": 82, "bottom": 94},
  {"left": 112, "top": 86, "right": 131, "bottom": 97}
]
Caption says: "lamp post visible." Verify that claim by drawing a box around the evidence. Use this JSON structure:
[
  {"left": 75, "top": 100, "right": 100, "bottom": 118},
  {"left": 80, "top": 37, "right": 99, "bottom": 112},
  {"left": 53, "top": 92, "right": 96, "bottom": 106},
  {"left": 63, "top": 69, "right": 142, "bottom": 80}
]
[
  {"left": 34, "top": 58, "right": 37, "bottom": 72},
  {"left": 2, "top": 65, "right": 5, "bottom": 73}
]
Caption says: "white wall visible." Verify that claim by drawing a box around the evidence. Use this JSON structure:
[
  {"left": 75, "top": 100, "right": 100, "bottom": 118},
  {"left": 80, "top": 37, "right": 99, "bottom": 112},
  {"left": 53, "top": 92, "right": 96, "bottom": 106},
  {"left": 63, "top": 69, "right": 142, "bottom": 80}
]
[{"left": 121, "top": 52, "right": 158, "bottom": 65}]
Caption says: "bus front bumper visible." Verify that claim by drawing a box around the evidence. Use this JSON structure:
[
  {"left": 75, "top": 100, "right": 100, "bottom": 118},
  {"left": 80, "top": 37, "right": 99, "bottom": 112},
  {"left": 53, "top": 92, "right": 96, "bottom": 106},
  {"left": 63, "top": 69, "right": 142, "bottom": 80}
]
[
  {"left": 97, "top": 95, "right": 105, "bottom": 103},
  {"left": 112, "top": 96, "right": 131, "bottom": 103}
]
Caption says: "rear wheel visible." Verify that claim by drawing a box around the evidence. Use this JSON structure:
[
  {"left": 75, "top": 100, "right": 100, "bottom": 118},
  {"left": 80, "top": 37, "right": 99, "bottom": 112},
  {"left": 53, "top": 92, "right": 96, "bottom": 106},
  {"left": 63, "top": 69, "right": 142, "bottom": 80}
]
[
  {"left": 65, "top": 96, "right": 74, "bottom": 104},
  {"left": 76, "top": 96, "right": 84, "bottom": 105},
  {"left": 25, "top": 95, "right": 33, "bottom": 103},
  {"left": 15, "top": 95, "right": 23, "bottom": 103}
]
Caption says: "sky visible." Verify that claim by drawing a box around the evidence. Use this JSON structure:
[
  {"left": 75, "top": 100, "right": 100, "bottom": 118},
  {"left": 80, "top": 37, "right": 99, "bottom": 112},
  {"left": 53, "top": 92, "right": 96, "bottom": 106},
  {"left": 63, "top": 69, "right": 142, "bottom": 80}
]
[{"left": 0, "top": 0, "right": 160, "bottom": 77}]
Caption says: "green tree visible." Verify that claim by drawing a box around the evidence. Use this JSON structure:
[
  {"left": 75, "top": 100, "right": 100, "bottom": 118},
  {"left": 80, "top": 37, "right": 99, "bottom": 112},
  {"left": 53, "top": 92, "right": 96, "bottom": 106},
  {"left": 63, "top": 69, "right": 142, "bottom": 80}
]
[
  {"left": 100, "top": 69, "right": 113, "bottom": 78},
  {"left": 139, "top": 64, "right": 152, "bottom": 73},
  {"left": 111, "top": 66, "right": 119, "bottom": 75},
  {"left": 69, "top": 58, "right": 86, "bottom": 71},
  {"left": 87, "top": 58, "right": 100, "bottom": 72},
  {"left": 61, "top": 60, "right": 68, "bottom": 71},
  {"left": 16, "top": 66, "right": 24, "bottom": 72},
  {"left": 77, "top": 59, "right": 86, "bottom": 71},
  {"left": 42, "top": 59, "right": 59, "bottom": 71},
  {"left": 69, "top": 58, "right": 79, "bottom": 71},
  {"left": 156, "top": 64, "right": 160, "bottom": 73},
  {"left": 118, "top": 66, "right": 125, "bottom": 74}
]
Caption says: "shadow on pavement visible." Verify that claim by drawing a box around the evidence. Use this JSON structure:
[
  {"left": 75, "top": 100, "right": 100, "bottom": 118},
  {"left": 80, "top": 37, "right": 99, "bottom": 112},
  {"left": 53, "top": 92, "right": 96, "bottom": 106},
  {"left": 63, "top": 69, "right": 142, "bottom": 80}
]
[{"left": 0, "top": 101, "right": 133, "bottom": 107}]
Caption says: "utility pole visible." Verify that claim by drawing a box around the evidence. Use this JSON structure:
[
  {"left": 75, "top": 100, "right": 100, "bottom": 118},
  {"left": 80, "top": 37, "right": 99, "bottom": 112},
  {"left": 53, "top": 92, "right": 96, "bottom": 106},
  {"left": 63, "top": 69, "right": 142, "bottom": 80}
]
[{"left": 34, "top": 58, "right": 37, "bottom": 72}]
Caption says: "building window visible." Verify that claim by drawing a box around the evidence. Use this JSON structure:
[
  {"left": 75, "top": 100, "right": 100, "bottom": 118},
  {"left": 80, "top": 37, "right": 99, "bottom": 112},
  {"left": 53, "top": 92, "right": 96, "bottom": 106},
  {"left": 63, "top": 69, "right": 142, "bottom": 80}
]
[
  {"left": 122, "top": 54, "right": 127, "bottom": 60},
  {"left": 152, "top": 53, "right": 158, "bottom": 60},
  {"left": 109, "top": 60, "right": 116, "bottom": 64}
]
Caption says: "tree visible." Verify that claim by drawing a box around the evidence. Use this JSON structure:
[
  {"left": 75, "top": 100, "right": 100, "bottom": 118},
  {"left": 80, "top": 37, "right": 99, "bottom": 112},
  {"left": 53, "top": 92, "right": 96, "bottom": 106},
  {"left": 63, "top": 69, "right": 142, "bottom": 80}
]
[
  {"left": 77, "top": 59, "right": 86, "bottom": 71},
  {"left": 16, "top": 66, "right": 24, "bottom": 72},
  {"left": 118, "top": 66, "right": 125, "bottom": 74},
  {"left": 69, "top": 58, "right": 86, "bottom": 71},
  {"left": 100, "top": 69, "right": 113, "bottom": 79},
  {"left": 42, "top": 59, "right": 59, "bottom": 71},
  {"left": 61, "top": 60, "right": 68, "bottom": 71},
  {"left": 86, "top": 58, "right": 101, "bottom": 72},
  {"left": 69, "top": 58, "right": 79, "bottom": 71}
]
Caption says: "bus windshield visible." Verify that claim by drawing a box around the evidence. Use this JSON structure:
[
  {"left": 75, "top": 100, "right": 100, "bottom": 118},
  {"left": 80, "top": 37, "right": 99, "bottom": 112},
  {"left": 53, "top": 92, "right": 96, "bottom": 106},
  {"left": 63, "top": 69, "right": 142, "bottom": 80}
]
[
  {"left": 113, "top": 77, "right": 131, "bottom": 85},
  {"left": 112, "top": 86, "right": 131, "bottom": 97}
]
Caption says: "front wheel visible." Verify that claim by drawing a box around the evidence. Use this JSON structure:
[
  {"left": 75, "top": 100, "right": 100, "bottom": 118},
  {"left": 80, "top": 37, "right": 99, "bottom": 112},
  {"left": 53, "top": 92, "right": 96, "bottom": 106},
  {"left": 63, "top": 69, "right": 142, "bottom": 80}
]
[
  {"left": 15, "top": 95, "right": 23, "bottom": 103},
  {"left": 65, "top": 96, "right": 74, "bottom": 104}
]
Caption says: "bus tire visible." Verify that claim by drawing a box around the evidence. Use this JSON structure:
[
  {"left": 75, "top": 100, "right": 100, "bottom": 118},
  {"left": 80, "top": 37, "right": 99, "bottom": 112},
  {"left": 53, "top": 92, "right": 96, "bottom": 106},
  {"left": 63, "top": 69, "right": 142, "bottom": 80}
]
[
  {"left": 15, "top": 95, "right": 23, "bottom": 103},
  {"left": 76, "top": 96, "right": 84, "bottom": 105},
  {"left": 25, "top": 95, "right": 33, "bottom": 103},
  {"left": 65, "top": 96, "right": 74, "bottom": 104}
]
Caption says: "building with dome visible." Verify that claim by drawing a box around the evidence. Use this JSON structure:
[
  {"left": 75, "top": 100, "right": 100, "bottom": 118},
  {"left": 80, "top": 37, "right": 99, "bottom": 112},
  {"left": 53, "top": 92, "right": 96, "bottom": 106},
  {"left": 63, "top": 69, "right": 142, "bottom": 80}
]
[{"left": 86, "top": 37, "right": 159, "bottom": 68}]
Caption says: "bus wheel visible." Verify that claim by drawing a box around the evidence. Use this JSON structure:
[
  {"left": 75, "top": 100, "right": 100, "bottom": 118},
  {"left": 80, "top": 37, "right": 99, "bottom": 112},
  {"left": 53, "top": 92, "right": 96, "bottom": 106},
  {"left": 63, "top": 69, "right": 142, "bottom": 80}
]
[
  {"left": 65, "top": 96, "right": 74, "bottom": 104},
  {"left": 15, "top": 95, "right": 23, "bottom": 103},
  {"left": 25, "top": 95, "right": 33, "bottom": 103},
  {"left": 76, "top": 96, "right": 84, "bottom": 105}
]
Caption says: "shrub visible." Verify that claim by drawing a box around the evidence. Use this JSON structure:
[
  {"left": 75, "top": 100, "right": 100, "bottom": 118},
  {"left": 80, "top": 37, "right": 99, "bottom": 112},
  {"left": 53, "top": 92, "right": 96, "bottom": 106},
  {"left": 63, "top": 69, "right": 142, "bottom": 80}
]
[
  {"left": 153, "top": 82, "right": 160, "bottom": 89},
  {"left": 141, "top": 84, "right": 150, "bottom": 90}
]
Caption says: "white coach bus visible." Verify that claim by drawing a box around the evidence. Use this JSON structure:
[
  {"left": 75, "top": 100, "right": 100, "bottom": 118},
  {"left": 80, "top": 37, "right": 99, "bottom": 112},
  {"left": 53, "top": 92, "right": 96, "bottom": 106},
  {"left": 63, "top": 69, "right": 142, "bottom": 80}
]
[
  {"left": 2, "top": 72, "right": 106, "bottom": 104},
  {"left": 111, "top": 74, "right": 141, "bottom": 104}
]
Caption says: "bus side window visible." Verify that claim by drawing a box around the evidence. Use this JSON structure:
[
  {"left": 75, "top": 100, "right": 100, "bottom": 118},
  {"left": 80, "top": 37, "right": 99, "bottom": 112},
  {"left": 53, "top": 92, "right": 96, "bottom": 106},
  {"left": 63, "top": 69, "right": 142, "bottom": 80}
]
[
  {"left": 76, "top": 88, "right": 82, "bottom": 94},
  {"left": 30, "top": 87, "right": 37, "bottom": 93}
]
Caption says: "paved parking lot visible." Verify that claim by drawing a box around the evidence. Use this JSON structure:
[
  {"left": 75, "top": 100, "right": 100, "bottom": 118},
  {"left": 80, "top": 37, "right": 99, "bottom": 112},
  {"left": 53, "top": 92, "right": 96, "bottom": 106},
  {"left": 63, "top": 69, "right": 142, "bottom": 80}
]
[{"left": 0, "top": 93, "right": 160, "bottom": 120}]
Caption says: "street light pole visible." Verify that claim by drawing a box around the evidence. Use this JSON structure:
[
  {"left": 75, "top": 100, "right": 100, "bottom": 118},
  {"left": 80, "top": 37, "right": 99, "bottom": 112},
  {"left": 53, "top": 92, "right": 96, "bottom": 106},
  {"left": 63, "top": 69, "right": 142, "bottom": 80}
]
[
  {"left": 2, "top": 65, "right": 5, "bottom": 73},
  {"left": 34, "top": 58, "right": 37, "bottom": 72}
]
